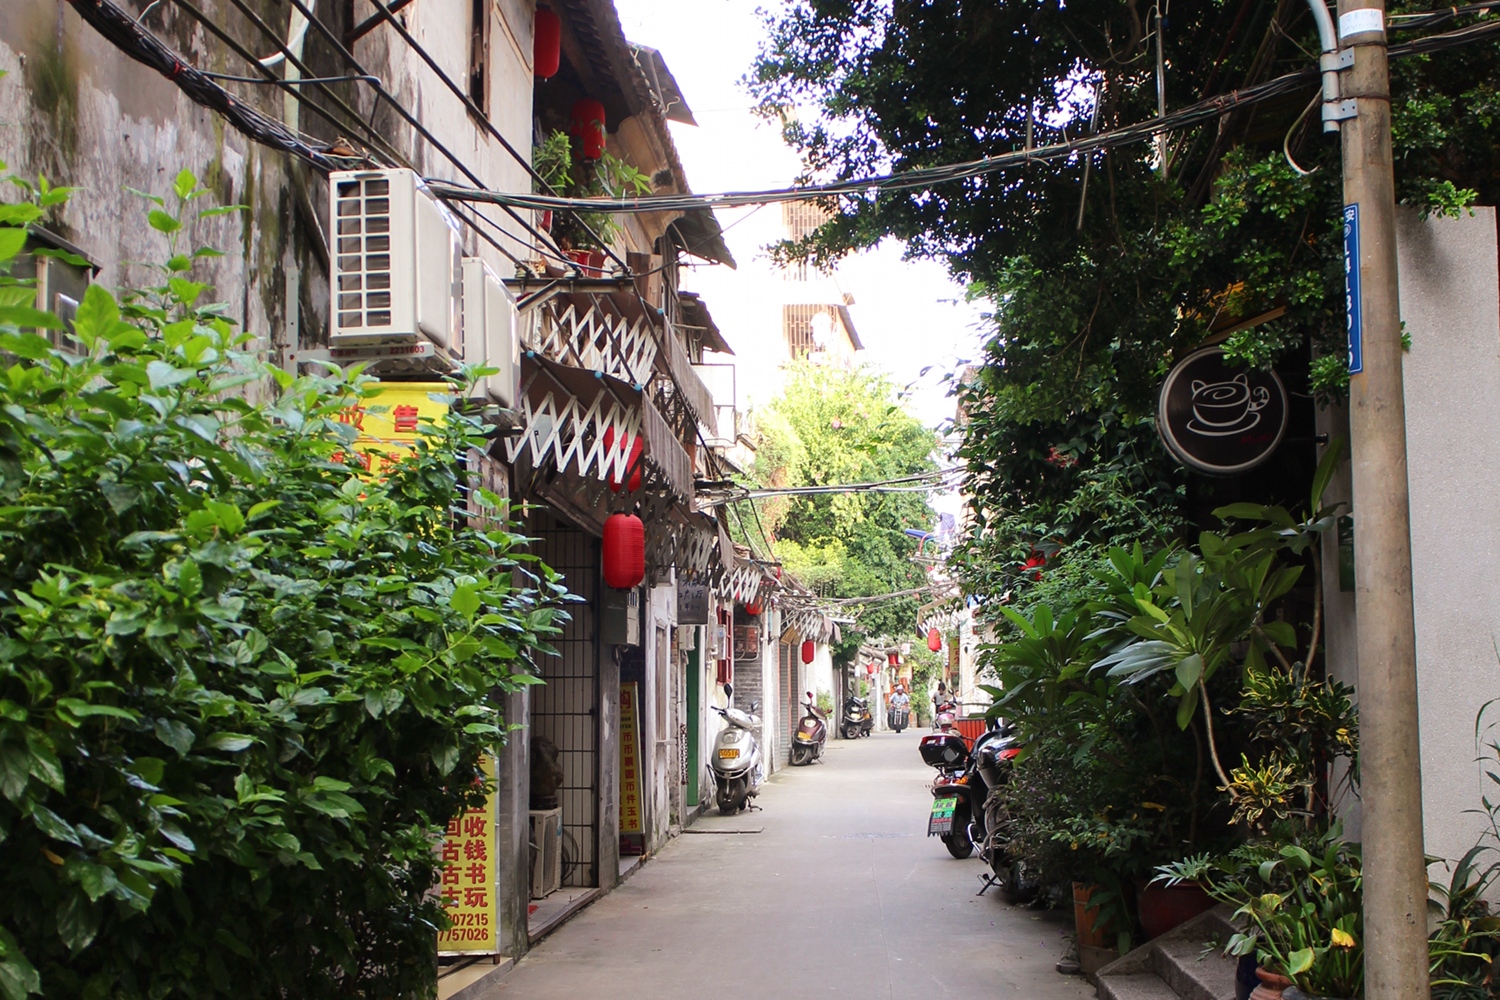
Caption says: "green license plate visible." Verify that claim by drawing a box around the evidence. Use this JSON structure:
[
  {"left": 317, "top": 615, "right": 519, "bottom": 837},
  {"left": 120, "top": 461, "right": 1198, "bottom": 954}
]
[{"left": 928, "top": 796, "right": 957, "bottom": 837}]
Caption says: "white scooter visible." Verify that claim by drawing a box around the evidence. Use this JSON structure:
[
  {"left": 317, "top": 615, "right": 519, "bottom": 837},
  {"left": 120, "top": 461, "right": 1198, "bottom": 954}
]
[{"left": 710, "top": 682, "right": 764, "bottom": 815}]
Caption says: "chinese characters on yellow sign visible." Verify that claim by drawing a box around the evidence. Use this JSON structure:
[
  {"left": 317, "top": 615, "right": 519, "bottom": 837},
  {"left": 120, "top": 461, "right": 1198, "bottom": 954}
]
[
  {"left": 619, "top": 683, "right": 644, "bottom": 855},
  {"left": 436, "top": 755, "right": 497, "bottom": 954},
  {"left": 335, "top": 381, "right": 449, "bottom": 478}
]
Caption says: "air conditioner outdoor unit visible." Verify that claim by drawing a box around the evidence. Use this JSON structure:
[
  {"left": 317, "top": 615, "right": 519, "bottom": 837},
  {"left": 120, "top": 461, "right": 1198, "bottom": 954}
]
[
  {"left": 329, "top": 168, "right": 461, "bottom": 353},
  {"left": 460, "top": 256, "right": 520, "bottom": 408},
  {"left": 528, "top": 808, "right": 562, "bottom": 899}
]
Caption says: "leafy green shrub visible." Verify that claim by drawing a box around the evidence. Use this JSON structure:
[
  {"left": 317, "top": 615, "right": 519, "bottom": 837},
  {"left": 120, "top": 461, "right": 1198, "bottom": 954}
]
[
  {"left": 1158, "top": 827, "right": 1363, "bottom": 998},
  {"left": 0, "top": 169, "right": 565, "bottom": 998}
]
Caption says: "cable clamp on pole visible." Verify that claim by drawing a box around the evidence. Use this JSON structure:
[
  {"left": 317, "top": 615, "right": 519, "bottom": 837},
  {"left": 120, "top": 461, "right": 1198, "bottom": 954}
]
[
  {"left": 1323, "top": 99, "right": 1359, "bottom": 124},
  {"left": 1320, "top": 49, "right": 1355, "bottom": 72}
]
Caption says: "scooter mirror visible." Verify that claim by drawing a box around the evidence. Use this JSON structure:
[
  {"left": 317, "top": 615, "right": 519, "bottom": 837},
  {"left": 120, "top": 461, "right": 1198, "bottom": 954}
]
[
  {"left": 805, "top": 691, "right": 813, "bottom": 700},
  {"left": 723, "top": 682, "right": 733, "bottom": 698}
]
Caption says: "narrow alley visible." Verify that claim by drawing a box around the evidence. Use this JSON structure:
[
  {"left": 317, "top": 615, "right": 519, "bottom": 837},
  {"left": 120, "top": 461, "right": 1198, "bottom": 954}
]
[{"left": 494, "top": 733, "right": 1093, "bottom": 999}]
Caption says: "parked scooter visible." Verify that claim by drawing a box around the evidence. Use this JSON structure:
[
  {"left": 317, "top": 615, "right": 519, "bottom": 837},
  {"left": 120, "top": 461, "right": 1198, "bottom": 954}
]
[
  {"left": 841, "top": 695, "right": 874, "bottom": 739},
  {"left": 933, "top": 698, "right": 960, "bottom": 733},
  {"left": 710, "top": 683, "right": 764, "bottom": 814},
  {"left": 972, "top": 726, "right": 1039, "bottom": 902},
  {"left": 789, "top": 692, "right": 828, "bottom": 766},
  {"left": 919, "top": 720, "right": 1030, "bottom": 890}
]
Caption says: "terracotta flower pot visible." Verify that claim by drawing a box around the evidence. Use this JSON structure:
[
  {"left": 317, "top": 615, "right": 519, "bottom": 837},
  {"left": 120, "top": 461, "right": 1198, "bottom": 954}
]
[
  {"left": 1249, "top": 967, "right": 1294, "bottom": 1000},
  {"left": 1136, "top": 878, "right": 1217, "bottom": 940},
  {"left": 1072, "top": 881, "right": 1112, "bottom": 948}
]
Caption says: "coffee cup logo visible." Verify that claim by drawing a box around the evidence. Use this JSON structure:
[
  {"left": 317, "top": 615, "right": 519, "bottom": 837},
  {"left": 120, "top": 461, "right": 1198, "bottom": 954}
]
[
  {"left": 1187, "top": 374, "right": 1270, "bottom": 437},
  {"left": 1157, "top": 346, "right": 1288, "bottom": 475}
]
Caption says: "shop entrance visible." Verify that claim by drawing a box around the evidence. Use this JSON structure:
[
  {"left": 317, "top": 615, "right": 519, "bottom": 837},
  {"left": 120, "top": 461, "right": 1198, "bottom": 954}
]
[
  {"left": 779, "top": 641, "right": 797, "bottom": 763},
  {"left": 527, "top": 512, "right": 601, "bottom": 889}
]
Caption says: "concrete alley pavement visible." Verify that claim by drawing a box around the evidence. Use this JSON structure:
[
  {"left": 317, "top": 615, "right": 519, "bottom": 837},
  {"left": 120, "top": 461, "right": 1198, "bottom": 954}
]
[{"left": 495, "top": 731, "right": 1094, "bottom": 999}]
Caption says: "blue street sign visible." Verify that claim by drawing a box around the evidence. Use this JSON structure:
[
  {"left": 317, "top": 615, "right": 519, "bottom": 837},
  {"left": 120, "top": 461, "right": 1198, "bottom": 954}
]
[{"left": 1344, "top": 204, "right": 1363, "bottom": 374}]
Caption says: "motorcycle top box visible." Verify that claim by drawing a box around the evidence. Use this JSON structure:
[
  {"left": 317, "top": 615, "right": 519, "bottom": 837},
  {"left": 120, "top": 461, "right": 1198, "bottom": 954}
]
[{"left": 919, "top": 732, "right": 968, "bottom": 769}]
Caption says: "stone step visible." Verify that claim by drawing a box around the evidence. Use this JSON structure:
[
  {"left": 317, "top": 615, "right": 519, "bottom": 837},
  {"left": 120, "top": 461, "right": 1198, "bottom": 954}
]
[
  {"left": 1151, "top": 930, "right": 1238, "bottom": 1000},
  {"left": 1095, "top": 905, "right": 1240, "bottom": 1000},
  {"left": 1096, "top": 972, "right": 1181, "bottom": 1000}
]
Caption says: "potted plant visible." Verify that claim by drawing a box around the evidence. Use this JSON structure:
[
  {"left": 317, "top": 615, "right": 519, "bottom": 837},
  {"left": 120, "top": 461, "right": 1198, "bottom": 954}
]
[
  {"left": 1156, "top": 826, "right": 1363, "bottom": 1000},
  {"left": 533, "top": 128, "right": 652, "bottom": 272}
]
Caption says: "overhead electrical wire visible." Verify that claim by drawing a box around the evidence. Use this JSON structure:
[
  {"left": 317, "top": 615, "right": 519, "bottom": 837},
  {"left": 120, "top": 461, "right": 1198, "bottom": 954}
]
[
  {"left": 427, "top": 14, "right": 1500, "bottom": 217},
  {"left": 96, "top": 0, "right": 577, "bottom": 269},
  {"left": 262, "top": 0, "right": 582, "bottom": 267},
  {"left": 97, "top": 0, "right": 545, "bottom": 267},
  {"left": 64, "top": 0, "right": 1500, "bottom": 278},
  {"left": 341, "top": 0, "right": 627, "bottom": 272}
]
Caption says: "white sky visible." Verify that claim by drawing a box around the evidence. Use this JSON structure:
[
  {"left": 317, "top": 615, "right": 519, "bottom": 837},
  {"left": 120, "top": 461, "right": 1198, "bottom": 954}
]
[{"left": 610, "top": 0, "right": 989, "bottom": 434}]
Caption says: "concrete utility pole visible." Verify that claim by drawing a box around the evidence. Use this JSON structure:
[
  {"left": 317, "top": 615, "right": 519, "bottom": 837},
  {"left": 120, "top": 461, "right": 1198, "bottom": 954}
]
[{"left": 1328, "top": 1, "right": 1431, "bottom": 997}]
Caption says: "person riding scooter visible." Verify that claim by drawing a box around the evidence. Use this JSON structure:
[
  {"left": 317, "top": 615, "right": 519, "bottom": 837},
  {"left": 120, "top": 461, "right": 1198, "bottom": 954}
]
[
  {"left": 932, "top": 683, "right": 959, "bottom": 732},
  {"left": 888, "top": 687, "right": 911, "bottom": 733}
]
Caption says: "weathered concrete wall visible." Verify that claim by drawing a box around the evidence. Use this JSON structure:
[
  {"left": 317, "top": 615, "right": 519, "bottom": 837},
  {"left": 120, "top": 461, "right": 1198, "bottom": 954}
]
[{"left": 0, "top": 0, "right": 281, "bottom": 384}]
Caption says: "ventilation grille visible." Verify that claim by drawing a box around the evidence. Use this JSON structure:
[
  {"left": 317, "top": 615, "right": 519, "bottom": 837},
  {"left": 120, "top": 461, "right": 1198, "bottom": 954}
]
[{"left": 334, "top": 176, "right": 394, "bottom": 330}]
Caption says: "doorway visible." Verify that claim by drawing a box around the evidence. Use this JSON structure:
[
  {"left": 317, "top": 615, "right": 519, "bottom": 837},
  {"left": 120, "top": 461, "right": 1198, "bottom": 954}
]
[{"left": 527, "top": 512, "right": 600, "bottom": 889}]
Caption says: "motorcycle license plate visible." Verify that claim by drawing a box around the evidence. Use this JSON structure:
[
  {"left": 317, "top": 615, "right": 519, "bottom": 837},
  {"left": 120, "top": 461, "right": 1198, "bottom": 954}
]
[
  {"left": 718, "top": 748, "right": 739, "bottom": 759},
  {"left": 928, "top": 796, "right": 958, "bottom": 837}
]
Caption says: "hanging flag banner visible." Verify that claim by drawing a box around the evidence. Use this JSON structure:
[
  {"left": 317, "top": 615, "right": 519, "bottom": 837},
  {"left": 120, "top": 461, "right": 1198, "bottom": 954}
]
[
  {"left": 619, "top": 683, "right": 645, "bottom": 855},
  {"left": 1344, "top": 205, "right": 1363, "bottom": 374},
  {"left": 337, "top": 381, "right": 450, "bottom": 477},
  {"left": 436, "top": 754, "right": 498, "bottom": 955}
]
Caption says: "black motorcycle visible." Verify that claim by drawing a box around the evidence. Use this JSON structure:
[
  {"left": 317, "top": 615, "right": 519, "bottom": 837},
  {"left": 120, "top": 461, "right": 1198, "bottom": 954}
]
[
  {"left": 919, "top": 723, "right": 1038, "bottom": 900},
  {"left": 789, "top": 692, "right": 828, "bottom": 766},
  {"left": 841, "top": 695, "right": 873, "bottom": 739}
]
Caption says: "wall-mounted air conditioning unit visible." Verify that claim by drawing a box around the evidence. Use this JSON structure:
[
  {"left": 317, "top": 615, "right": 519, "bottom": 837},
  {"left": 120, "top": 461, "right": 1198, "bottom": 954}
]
[
  {"left": 330, "top": 168, "right": 460, "bottom": 353},
  {"left": 460, "top": 257, "right": 519, "bottom": 408},
  {"left": 528, "top": 808, "right": 562, "bottom": 898}
]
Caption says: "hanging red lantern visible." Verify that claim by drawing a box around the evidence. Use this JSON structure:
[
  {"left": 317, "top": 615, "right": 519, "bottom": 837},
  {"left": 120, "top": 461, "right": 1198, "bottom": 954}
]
[
  {"left": 1022, "top": 550, "right": 1047, "bottom": 581},
  {"left": 801, "top": 639, "right": 815, "bottom": 664},
  {"left": 601, "top": 426, "right": 643, "bottom": 492},
  {"left": 533, "top": 7, "right": 561, "bottom": 80},
  {"left": 570, "top": 98, "right": 607, "bottom": 160},
  {"left": 602, "top": 513, "right": 644, "bottom": 589},
  {"left": 744, "top": 599, "right": 761, "bottom": 616},
  {"left": 927, "top": 628, "right": 942, "bottom": 652}
]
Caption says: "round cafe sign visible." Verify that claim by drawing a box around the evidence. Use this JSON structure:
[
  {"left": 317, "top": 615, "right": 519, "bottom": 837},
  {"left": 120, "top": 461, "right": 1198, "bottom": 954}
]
[{"left": 1157, "top": 346, "right": 1288, "bottom": 475}]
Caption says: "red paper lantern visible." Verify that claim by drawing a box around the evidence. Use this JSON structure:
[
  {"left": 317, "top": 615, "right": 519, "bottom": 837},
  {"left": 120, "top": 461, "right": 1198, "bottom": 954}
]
[
  {"left": 602, "top": 513, "right": 644, "bottom": 589},
  {"left": 801, "top": 639, "right": 815, "bottom": 664},
  {"left": 927, "top": 628, "right": 942, "bottom": 652},
  {"left": 570, "top": 98, "right": 607, "bottom": 160},
  {"left": 533, "top": 7, "right": 561, "bottom": 80},
  {"left": 602, "top": 426, "right": 642, "bottom": 492},
  {"left": 744, "top": 600, "right": 761, "bottom": 616}
]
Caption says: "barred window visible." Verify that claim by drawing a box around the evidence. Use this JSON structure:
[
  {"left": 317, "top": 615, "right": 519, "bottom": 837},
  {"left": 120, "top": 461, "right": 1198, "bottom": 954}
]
[
  {"left": 781, "top": 201, "right": 829, "bottom": 242},
  {"left": 783, "top": 304, "right": 828, "bottom": 358}
]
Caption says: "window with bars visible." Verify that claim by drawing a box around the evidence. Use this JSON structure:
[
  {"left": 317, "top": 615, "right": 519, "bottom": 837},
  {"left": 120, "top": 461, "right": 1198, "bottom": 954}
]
[
  {"left": 782, "top": 303, "right": 828, "bottom": 358},
  {"left": 781, "top": 201, "right": 829, "bottom": 242}
]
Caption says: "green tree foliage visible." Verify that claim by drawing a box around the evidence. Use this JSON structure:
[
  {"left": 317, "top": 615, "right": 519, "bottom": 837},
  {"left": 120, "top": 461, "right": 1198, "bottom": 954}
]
[
  {"left": 749, "top": 2, "right": 1500, "bottom": 613},
  {"left": 746, "top": 362, "right": 937, "bottom": 651},
  {"left": 0, "top": 170, "right": 566, "bottom": 998}
]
